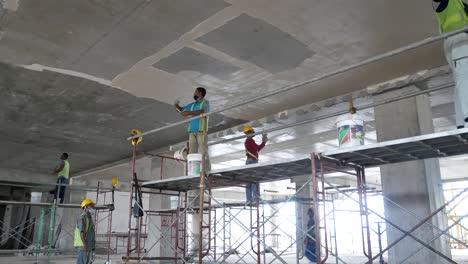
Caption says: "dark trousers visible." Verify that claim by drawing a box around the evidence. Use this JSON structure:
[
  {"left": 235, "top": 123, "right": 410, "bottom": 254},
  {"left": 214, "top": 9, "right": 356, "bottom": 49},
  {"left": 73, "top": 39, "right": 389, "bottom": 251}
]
[{"left": 54, "top": 177, "right": 67, "bottom": 204}]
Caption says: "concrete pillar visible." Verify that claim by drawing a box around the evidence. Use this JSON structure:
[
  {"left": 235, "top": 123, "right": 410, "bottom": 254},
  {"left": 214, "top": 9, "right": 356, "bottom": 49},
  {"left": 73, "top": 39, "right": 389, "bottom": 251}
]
[{"left": 374, "top": 89, "right": 451, "bottom": 263}]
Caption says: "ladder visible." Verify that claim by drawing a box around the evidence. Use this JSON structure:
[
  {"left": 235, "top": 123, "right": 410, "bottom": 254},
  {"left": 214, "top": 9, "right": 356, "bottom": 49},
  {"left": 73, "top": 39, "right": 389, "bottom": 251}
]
[{"left": 199, "top": 178, "right": 212, "bottom": 259}]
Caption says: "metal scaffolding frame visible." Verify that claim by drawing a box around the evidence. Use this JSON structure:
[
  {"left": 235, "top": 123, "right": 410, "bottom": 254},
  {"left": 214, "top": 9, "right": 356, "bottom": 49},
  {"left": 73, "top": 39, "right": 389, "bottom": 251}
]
[
  {"left": 123, "top": 128, "right": 468, "bottom": 264},
  {"left": 0, "top": 184, "right": 114, "bottom": 264}
]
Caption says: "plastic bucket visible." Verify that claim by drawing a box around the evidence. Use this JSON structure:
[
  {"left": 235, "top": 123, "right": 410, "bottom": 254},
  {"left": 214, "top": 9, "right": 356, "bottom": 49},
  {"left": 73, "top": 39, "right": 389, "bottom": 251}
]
[
  {"left": 187, "top": 153, "right": 203, "bottom": 176},
  {"left": 336, "top": 116, "right": 365, "bottom": 148},
  {"left": 31, "top": 192, "right": 42, "bottom": 203}
]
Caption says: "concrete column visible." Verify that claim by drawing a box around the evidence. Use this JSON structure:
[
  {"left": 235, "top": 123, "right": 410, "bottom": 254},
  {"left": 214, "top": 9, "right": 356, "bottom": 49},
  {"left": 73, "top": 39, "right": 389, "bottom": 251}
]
[{"left": 374, "top": 89, "right": 451, "bottom": 263}]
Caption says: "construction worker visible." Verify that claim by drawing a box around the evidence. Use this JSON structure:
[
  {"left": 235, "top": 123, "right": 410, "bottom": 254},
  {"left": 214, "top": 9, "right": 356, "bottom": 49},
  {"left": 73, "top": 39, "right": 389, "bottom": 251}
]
[
  {"left": 53, "top": 153, "right": 70, "bottom": 204},
  {"left": 74, "top": 199, "right": 96, "bottom": 264},
  {"left": 174, "top": 87, "right": 211, "bottom": 171},
  {"left": 433, "top": 0, "right": 468, "bottom": 128},
  {"left": 244, "top": 126, "right": 268, "bottom": 203}
]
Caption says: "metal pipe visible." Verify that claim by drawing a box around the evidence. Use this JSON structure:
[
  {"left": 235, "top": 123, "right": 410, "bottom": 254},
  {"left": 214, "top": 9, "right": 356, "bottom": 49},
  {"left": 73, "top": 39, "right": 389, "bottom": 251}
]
[
  {"left": 107, "top": 197, "right": 113, "bottom": 263},
  {"left": 47, "top": 201, "right": 56, "bottom": 264},
  {"left": 0, "top": 200, "right": 107, "bottom": 209},
  {"left": 128, "top": 26, "right": 468, "bottom": 141},
  {"left": 376, "top": 222, "right": 385, "bottom": 264},
  {"left": 262, "top": 206, "right": 266, "bottom": 264},
  {"left": 175, "top": 191, "right": 180, "bottom": 263},
  {"left": 311, "top": 154, "right": 321, "bottom": 263},
  {"left": 126, "top": 143, "right": 137, "bottom": 259},
  {"left": 0, "top": 181, "right": 115, "bottom": 192},
  {"left": 183, "top": 192, "right": 188, "bottom": 260},
  {"left": 357, "top": 167, "right": 372, "bottom": 260},
  {"left": 198, "top": 117, "right": 208, "bottom": 264},
  {"left": 35, "top": 207, "right": 45, "bottom": 264},
  {"left": 331, "top": 196, "right": 339, "bottom": 264},
  {"left": 319, "top": 157, "right": 329, "bottom": 264}
]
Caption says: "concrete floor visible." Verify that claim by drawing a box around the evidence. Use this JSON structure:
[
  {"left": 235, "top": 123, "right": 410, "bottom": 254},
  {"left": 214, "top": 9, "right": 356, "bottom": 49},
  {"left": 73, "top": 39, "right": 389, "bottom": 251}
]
[{"left": 2, "top": 250, "right": 468, "bottom": 264}]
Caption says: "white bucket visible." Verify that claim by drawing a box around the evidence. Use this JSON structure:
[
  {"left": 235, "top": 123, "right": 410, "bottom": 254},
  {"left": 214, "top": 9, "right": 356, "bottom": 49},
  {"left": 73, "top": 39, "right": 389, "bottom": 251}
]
[
  {"left": 187, "top": 153, "right": 203, "bottom": 177},
  {"left": 336, "top": 114, "right": 365, "bottom": 148},
  {"left": 31, "top": 192, "right": 42, "bottom": 203}
]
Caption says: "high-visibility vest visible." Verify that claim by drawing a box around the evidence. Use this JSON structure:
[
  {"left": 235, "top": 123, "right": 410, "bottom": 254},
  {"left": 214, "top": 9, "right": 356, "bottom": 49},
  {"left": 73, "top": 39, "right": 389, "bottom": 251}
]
[
  {"left": 436, "top": 0, "right": 468, "bottom": 33},
  {"left": 74, "top": 213, "right": 90, "bottom": 248},
  {"left": 57, "top": 160, "right": 70, "bottom": 179},
  {"left": 188, "top": 100, "right": 208, "bottom": 132}
]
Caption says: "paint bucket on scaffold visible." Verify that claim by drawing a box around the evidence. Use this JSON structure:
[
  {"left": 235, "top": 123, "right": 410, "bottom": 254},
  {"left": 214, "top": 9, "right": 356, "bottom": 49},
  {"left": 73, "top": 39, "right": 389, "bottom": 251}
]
[
  {"left": 187, "top": 153, "right": 203, "bottom": 176},
  {"left": 336, "top": 114, "right": 365, "bottom": 148}
]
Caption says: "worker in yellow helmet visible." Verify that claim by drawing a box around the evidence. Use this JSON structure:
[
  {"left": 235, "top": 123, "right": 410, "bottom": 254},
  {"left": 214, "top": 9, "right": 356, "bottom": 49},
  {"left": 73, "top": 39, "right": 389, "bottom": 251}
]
[
  {"left": 244, "top": 125, "right": 268, "bottom": 204},
  {"left": 433, "top": 0, "right": 468, "bottom": 128},
  {"left": 74, "top": 199, "right": 96, "bottom": 264}
]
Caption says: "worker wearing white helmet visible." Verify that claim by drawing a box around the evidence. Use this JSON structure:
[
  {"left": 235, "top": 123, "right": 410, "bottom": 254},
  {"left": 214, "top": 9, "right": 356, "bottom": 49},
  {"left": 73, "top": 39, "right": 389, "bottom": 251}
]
[
  {"left": 244, "top": 125, "right": 268, "bottom": 203},
  {"left": 74, "top": 199, "right": 96, "bottom": 264}
]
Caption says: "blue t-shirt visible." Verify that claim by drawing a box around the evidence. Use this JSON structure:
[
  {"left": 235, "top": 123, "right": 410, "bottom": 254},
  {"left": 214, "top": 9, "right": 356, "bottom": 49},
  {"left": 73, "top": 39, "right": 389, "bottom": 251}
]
[{"left": 183, "top": 99, "right": 210, "bottom": 132}]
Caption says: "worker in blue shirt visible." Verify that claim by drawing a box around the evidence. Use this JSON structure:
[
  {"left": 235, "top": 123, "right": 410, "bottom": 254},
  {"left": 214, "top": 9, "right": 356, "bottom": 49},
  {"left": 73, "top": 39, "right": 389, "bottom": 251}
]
[
  {"left": 175, "top": 87, "right": 211, "bottom": 171},
  {"left": 433, "top": 0, "right": 468, "bottom": 128}
]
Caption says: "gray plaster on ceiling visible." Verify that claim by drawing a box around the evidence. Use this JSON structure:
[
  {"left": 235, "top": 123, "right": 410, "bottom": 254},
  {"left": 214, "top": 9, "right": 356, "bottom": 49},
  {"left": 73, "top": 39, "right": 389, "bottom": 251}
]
[
  {"left": 153, "top": 47, "right": 240, "bottom": 80},
  {"left": 196, "top": 14, "right": 314, "bottom": 73},
  {"left": 0, "top": 62, "right": 245, "bottom": 175},
  {"left": 0, "top": 0, "right": 230, "bottom": 79}
]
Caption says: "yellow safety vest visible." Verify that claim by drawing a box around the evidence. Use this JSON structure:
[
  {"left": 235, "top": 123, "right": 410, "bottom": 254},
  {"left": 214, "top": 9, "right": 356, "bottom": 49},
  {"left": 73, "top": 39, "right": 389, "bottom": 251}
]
[
  {"left": 57, "top": 160, "right": 70, "bottom": 179},
  {"left": 188, "top": 100, "right": 209, "bottom": 132},
  {"left": 436, "top": 0, "right": 468, "bottom": 33},
  {"left": 74, "top": 213, "right": 90, "bottom": 248}
]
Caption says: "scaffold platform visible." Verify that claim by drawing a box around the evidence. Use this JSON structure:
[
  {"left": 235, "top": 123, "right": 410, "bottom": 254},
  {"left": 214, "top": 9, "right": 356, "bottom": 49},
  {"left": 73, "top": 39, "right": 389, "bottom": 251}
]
[
  {"left": 142, "top": 128, "right": 468, "bottom": 192},
  {"left": 325, "top": 127, "right": 468, "bottom": 166}
]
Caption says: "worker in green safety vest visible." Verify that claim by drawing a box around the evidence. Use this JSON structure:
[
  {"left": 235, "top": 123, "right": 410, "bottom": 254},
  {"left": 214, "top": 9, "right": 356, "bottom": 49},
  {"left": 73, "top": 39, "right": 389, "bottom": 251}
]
[
  {"left": 52, "top": 153, "right": 70, "bottom": 204},
  {"left": 174, "top": 87, "right": 211, "bottom": 172},
  {"left": 433, "top": 0, "right": 468, "bottom": 128},
  {"left": 74, "top": 199, "right": 96, "bottom": 264}
]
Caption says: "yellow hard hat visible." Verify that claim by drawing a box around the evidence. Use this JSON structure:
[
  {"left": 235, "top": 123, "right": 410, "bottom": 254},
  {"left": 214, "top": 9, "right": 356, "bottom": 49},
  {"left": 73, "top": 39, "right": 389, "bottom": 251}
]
[
  {"left": 80, "top": 199, "right": 96, "bottom": 209},
  {"left": 244, "top": 125, "right": 254, "bottom": 134}
]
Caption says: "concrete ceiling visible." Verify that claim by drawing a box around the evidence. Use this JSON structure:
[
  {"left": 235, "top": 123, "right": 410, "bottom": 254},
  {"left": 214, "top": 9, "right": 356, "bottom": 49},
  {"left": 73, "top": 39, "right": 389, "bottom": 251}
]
[
  {"left": 0, "top": 0, "right": 452, "bottom": 175},
  {"left": 0, "top": 62, "right": 243, "bottom": 174}
]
